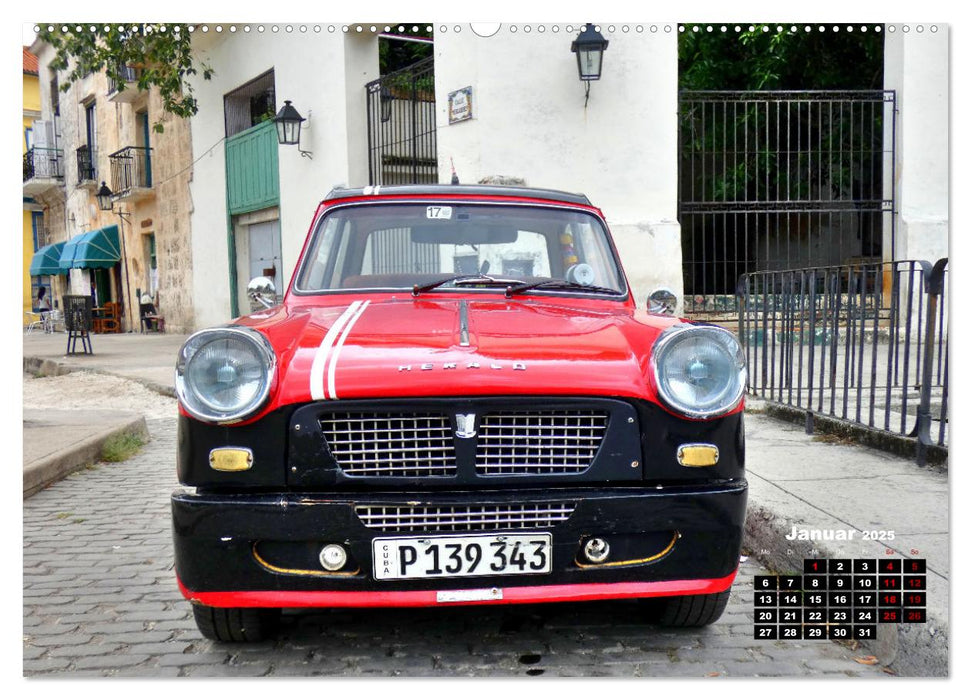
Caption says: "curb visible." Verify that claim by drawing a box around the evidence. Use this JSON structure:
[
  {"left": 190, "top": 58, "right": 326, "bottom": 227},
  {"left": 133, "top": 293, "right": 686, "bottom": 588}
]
[
  {"left": 23, "top": 355, "right": 177, "bottom": 399},
  {"left": 23, "top": 413, "right": 150, "bottom": 498},
  {"left": 744, "top": 502, "right": 949, "bottom": 677}
]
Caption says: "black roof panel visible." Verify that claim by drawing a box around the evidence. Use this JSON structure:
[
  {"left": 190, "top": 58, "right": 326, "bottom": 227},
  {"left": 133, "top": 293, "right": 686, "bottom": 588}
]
[{"left": 325, "top": 184, "right": 592, "bottom": 206}]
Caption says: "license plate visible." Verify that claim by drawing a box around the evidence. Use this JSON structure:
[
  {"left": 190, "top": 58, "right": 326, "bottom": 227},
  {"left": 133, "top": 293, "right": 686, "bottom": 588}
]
[{"left": 372, "top": 533, "right": 552, "bottom": 581}]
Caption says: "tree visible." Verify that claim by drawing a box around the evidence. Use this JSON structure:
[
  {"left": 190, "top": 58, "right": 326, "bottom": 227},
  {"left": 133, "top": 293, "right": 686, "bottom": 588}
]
[
  {"left": 379, "top": 24, "right": 433, "bottom": 75},
  {"left": 36, "top": 23, "right": 212, "bottom": 132},
  {"left": 680, "top": 24, "right": 883, "bottom": 90}
]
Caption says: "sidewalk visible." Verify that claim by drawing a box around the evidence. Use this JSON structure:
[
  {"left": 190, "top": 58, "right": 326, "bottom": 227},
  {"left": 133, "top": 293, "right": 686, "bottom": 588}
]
[{"left": 21, "top": 330, "right": 949, "bottom": 676}]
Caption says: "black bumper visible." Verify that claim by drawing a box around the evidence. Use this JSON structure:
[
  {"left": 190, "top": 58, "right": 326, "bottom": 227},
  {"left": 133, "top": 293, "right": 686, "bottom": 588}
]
[{"left": 172, "top": 482, "right": 747, "bottom": 602}]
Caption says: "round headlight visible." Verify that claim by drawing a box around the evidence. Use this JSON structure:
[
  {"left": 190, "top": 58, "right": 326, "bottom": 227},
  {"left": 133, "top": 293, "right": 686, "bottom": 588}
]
[
  {"left": 651, "top": 324, "right": 746, "bottom": 419},
  {"left": 176, "top": 327, "right": 276, "bottom": 423}
]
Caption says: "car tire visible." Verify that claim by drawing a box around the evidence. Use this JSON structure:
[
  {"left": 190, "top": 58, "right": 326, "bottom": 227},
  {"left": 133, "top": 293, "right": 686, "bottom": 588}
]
[
  {"left": 192, "top": 604, "right": 280, "bottom": 642},
  {"left": 653, "top": 590, "right": 731, "bottom": 627}
]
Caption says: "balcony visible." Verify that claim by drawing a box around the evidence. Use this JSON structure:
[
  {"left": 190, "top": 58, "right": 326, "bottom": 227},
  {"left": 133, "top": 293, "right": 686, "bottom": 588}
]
[
  {"left": 76, "top": 146, "right": 97, "bottom": 189},
  {"left": 23, "top": 147, "right": 65, "bottom": 197},
  {"left": 108, "top": 146, "right": 153, "bottom": 202},
  {"left": 107, "top": 65, "right": 143, "bottom": 104}
]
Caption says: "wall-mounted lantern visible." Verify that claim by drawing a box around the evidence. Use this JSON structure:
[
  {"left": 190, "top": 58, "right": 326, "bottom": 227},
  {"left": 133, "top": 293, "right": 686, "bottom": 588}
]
[
  {"left": 96, "top": 181, "right": 115, "bottom": 212},
  {"left": 571, "top": 23, "right": 609, "bottom": 106},
  {"left": 273, "top": 100, "right": 312, "bottom": 158},
  {"left": 380, "top": 86, "right": 394, "bottom": 122}
]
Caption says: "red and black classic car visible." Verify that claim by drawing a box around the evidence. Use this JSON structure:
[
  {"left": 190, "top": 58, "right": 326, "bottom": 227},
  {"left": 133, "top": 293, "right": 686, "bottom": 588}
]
[{"left": 172, "top": 185, "right": 747, "bottom": 641}]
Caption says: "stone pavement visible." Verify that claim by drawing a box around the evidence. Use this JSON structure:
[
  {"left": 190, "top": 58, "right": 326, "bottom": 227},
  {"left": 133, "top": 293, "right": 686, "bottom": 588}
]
[
  {"left": 22, "top": 330, "right": 950, "bottom": 677},
  {"left": 21, "top": 415, "right": 888, "bottom": 678}
]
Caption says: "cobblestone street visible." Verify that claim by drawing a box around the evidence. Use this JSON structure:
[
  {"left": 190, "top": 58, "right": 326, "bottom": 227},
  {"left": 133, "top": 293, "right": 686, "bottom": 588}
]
[{"left": 23, "top": 373, "right": 891, "bottom": 678}]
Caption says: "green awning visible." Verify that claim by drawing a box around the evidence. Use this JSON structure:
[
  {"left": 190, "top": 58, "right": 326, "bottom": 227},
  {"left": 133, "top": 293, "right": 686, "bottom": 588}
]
[
  {"left": 29, "top": 242, "right": 66, "bottom": 276},
  {"left": 58, "top": 224, "right": 121, "bottom": 270}
]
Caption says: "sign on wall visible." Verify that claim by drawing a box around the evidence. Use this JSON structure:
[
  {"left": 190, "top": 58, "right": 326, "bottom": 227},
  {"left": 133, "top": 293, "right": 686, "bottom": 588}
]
[{"left": 448, "top": 87, "right": 474, "bottom": 124}]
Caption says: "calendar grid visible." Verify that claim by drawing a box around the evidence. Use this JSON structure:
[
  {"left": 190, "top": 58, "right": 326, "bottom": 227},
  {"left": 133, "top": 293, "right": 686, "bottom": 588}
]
[{"left": 753, "top": 558, "right": 926, "bottom": 639}]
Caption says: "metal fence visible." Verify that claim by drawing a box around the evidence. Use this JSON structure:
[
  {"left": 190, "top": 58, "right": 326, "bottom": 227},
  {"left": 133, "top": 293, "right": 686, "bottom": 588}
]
[
  {"left": 365, "top": 57, "right": 438, "bottom": 186},
  {"left": 679, "top": 90, "right": 896, "bottom": 319},
  {"left": 76, "top": 145, "right": 97, "bottom": 183},
  {"left": 109, "top": 146, "right": 153, "bottom": 192},
  {"left": 23, "top": 147, "right": 64, "bottom": 181},
  {"left": 738, "top": 258, "right": 948, "bottom": 464}
]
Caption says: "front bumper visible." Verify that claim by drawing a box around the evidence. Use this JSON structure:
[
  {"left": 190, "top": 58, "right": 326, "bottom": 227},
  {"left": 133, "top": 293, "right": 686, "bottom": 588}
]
[{"left": 173, "top": 482, "right": 747, "bottom": 608}]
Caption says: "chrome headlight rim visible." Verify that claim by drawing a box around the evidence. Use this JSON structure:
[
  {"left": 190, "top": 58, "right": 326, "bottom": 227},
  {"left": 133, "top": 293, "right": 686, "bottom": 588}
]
[
  {"left": 650, "top": 323, "right": 746, "bottom": 420},
  {"left": 175, "top": 326, "right": 277, "bottom": 424}
]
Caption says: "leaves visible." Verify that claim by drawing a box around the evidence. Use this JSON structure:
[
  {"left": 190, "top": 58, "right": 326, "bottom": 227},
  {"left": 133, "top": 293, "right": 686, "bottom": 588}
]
[
  {"left": 35, "top": 23, "right": 213, "bottom": 132},
  {"left": 679, "top": 24, "right": 884, "bottom": 91}
]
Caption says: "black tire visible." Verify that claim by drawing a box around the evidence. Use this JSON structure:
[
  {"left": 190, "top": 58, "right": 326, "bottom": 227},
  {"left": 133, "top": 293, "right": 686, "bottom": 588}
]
[
  {"left": 192, "top": 604, "right": 280, "bottom": 642},
  {"left": 653, "top": 590, "right": 731, "bottom": 627}
]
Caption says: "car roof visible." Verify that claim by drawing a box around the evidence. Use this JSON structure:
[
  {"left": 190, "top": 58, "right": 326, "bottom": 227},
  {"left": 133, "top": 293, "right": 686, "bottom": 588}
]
[{"left": 324, "top": 184, "right": 593, "bottom": 207}]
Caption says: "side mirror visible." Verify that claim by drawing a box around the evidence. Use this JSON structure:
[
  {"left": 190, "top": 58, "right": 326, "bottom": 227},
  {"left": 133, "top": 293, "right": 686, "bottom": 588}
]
[
  {"left": 247, "top": 276, "right": 277, "bottom": 310},
  {"left": 647, "top": 288, "right": 678, "bottom": 316}
]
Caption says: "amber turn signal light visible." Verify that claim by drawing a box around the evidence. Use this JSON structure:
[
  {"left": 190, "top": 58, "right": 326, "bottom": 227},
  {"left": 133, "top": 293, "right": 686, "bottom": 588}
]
[
  {"left": 677, "top": 444, "right": 719, "bottom": 467},
  {"left": 209, "top": 448, "right": 254, "bottom": 472}
]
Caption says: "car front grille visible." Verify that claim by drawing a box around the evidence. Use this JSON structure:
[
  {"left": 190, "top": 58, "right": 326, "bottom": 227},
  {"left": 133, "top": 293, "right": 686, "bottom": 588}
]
[
  {"left": 475, "top": 410, "right": 609, "bottom": 475},
  {"left": 319, "top": 412, "right": 457, "bottom": 478},
  {"left": 354, "top": 502, "right": 577, "bottom": 532}
]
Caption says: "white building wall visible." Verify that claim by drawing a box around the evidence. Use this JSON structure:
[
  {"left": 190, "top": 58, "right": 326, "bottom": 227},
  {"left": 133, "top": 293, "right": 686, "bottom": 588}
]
[
  {"left": 187, "top": 32, "right": 378, "bottom": 329},
  {"left": 434, "top": 27, "right": 681, "bottom": 309},
  {"left": 884, "top": 26, "right": 949, "bottom": 265}
]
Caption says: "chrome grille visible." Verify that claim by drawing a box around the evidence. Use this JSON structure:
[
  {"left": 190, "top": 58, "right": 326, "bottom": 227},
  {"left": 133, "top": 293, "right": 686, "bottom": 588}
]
[
  {"left": 475, "top": 410, "right": 609, "bottom": 475},
  {"left": 320, "top": 412, "right": 457, "bottom": 477},
  {"left": 355, "top": 503, "right": 576, "bottom": 532}
]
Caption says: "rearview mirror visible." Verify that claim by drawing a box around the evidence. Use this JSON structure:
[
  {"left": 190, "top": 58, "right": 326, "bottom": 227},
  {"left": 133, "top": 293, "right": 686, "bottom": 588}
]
[
  {"left": 247, "top": 276, "right": 277, "bottom": 311},
  {"left": 647, "top": 288, "right": 678, "bottom": 316},
  {"left": 411, "top": 224, "right": 519, "bottom": 245}
]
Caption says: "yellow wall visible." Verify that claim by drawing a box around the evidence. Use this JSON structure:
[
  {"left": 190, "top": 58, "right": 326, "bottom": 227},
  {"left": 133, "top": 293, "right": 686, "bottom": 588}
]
[{"left": 23, "top": 70, "right": 40, "bottom": 319}]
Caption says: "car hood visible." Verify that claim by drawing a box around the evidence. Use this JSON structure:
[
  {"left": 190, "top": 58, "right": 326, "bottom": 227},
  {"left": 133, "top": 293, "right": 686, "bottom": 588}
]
[{"left": 240, "top": 296, "right": 680, "bottom": 411}]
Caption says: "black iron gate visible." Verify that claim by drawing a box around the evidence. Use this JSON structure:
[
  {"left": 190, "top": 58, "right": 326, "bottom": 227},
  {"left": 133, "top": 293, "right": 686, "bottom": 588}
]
[
  {"left": 678, "top": 90, "right": 897, "bottom": 318},
  {"left": 365, "top": 57, "right": 438, "bottom": 186}
]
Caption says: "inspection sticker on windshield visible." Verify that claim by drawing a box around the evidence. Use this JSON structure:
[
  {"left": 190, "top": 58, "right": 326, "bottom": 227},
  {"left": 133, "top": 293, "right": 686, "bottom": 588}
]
[{"left": 426, "top": 206, "right": 453, "bottom": 219}]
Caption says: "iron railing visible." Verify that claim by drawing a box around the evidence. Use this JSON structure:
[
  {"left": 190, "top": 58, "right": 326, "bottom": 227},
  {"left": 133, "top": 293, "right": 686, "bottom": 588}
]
[
  {"left": 365, "top": 57, "right": 438, "bottom": 185},
  {"left": 107, "top": 65, "right": 140, "bottom": 95},
  {"left": 23, "top": 147, "right": 64, "bottom": 181},
  {"left": 76, "top": 145, "right": 96, "bottom": 182},
  {"left": 109, "top": 146, "right": 153, "bottom": 192},
  {"left": 738, "top": 258, "right": 948, "bottom": 464},
  {"left": 679, "top": 90, "right": 897, "bottom": 319}
]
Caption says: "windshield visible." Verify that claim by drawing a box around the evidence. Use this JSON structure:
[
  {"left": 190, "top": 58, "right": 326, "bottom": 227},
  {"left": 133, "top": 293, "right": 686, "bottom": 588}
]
[{"left": 294, "top": 203, "right": 626, "bottom": 297}]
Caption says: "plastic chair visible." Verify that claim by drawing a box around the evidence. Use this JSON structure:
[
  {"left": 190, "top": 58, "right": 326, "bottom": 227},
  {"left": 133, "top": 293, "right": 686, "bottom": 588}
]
[{"left": 24, "top": 311, "right": 42, "bottom": 335}]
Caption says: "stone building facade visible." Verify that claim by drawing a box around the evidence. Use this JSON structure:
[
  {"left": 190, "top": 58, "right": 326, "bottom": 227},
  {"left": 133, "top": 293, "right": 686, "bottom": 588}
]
[{"left": 27, "top": 39, "right": 195, "bottom": 333}]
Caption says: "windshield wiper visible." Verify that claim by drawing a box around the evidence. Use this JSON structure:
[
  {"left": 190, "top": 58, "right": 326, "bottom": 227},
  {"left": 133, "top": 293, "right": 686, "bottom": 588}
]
[
  {"left": 504, "top": 279, "right": 622, "bottom": 298},
  {"left": 412, "top": 274, "right": 520, "bottom": 297}
]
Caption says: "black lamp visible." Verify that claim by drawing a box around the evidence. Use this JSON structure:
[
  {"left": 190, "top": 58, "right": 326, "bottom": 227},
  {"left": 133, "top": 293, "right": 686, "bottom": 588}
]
[
  {"left": 380, "top": 86, "right": 394, "bottom": 122},
  {"left": 571, "top": 24, "right": 609, "bottom": 106},
  {"left": 96, "top": 181, "right": 114, "bottom": 211},
  {"left": 273, "top": 100, "right": 305, "bottom": 146}
]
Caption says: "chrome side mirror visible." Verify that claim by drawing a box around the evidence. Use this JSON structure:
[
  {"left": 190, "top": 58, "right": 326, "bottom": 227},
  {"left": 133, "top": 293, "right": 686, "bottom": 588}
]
[
  {"left": 247, "top": 276, "right": 277, "bottom": 310},
  {"left": 647, "top": 288, "right": 678, "bottom": 316}
]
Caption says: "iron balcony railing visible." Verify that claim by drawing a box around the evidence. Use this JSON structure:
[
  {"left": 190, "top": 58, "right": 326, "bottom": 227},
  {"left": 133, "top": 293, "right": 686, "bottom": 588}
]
[
  {"left": 738, "top": 258, "right": 948, "bottom": 465},
  {"left": 23, "top": 147, "right": 64, "bottom": 181},
  {"left": 76, "top": 145, "right": 96, "bottom": 182},
  {"left": 109, "top": 146, "right": 153, "bottom": 192},
  {"left": 107, "top": 65, "right": 140, "bottom": 95}
]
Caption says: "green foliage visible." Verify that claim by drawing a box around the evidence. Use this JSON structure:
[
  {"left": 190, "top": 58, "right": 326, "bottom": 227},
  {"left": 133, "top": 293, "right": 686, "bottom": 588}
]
[
  {"left": 680, "top": 24, "right": 884, "bottom": 90},
  {"left": 101, "top": 432, "right": 145, "bottom": 463},
  {"left": 378, "top": 24, "right": 433, "bottom": 75},
  {"left": 679, "top": 25, "right": 886, "bottom": 204},
  {"left": 36, "top": 23, "right": 213, "bottom": 132}
]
